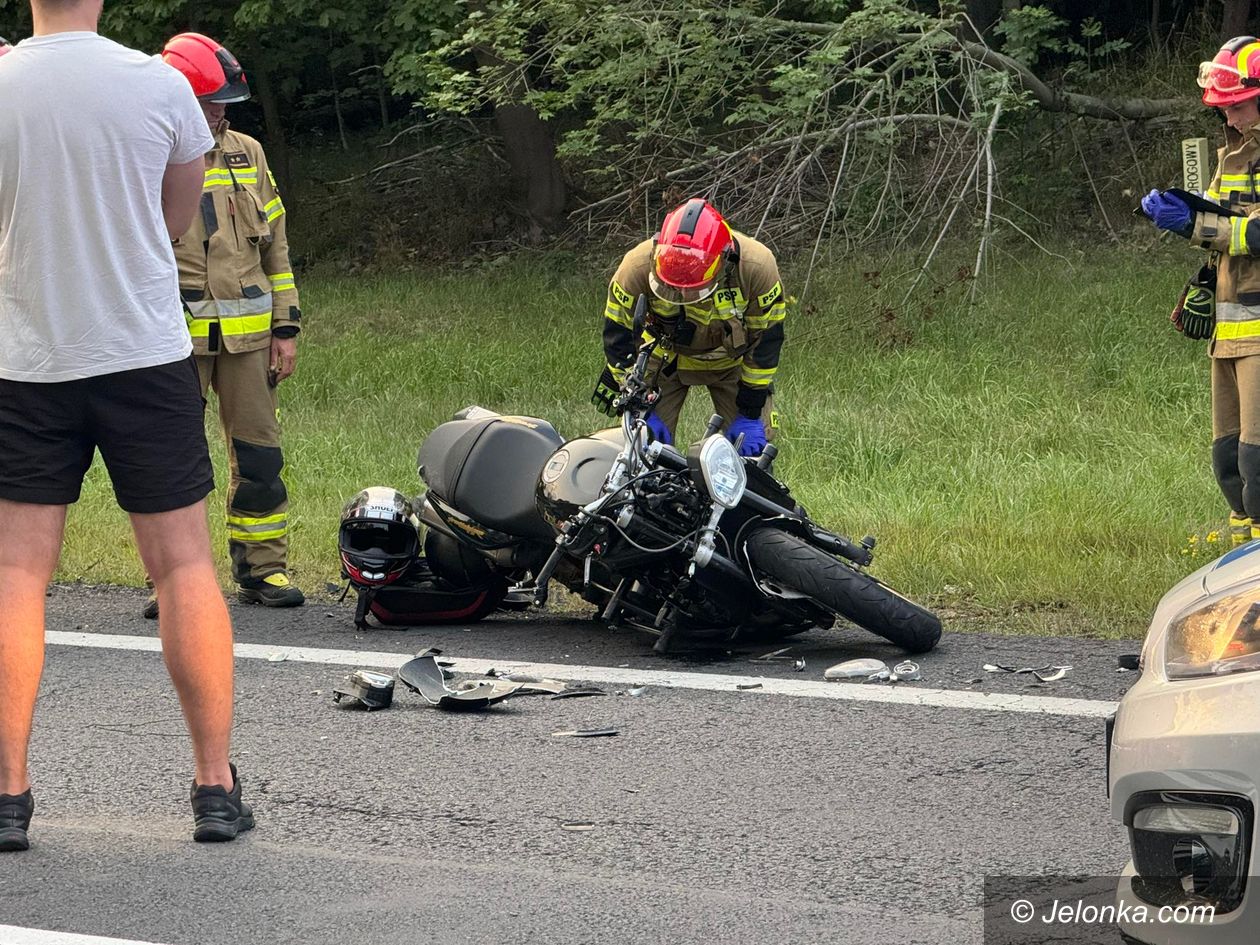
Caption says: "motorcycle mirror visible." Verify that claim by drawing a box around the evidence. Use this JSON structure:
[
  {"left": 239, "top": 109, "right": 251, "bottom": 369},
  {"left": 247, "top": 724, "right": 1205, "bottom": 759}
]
[
  {"left": 631, "top": 295, "right": 648, "bottom": 337},
  {"left": 704, "top": 414, "right": 723, "bottom": 438}
]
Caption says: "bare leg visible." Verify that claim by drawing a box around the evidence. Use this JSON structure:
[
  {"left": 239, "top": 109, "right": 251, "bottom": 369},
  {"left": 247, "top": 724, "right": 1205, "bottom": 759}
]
[
  {"left": 0, "top": 500, "right": 66, "bottom": 795},
  {"left": 130, "top": 500, "right": 234, "bottom": 788}
]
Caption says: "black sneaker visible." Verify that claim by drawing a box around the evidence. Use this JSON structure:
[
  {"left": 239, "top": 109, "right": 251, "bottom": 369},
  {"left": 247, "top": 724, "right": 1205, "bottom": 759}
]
[
  {"left": 0, "top": 790, "right": 33, "bottom": 852},
  {"left": 142, "top": 593, "right": 159, "bottom": 620},
  {"left": 237, "top": 572, "right": 305, "bottom": 608},
  {"left": 191, "top": 764, "right": 254, "bottom": 843}
]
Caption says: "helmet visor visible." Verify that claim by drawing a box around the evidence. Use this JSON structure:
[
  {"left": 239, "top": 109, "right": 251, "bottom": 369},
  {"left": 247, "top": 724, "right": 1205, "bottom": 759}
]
[
  {"left": 649, "top": 244, "right": 723, "bottom": 304},
  {"left": 1199, "top": 59, "right": 1254, "bottom": 93}
]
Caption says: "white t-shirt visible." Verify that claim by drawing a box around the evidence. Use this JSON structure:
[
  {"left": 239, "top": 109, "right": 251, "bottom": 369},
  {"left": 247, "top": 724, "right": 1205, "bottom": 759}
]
[{"left": 0, "top": 32, "right": 214, "bottom": 382}]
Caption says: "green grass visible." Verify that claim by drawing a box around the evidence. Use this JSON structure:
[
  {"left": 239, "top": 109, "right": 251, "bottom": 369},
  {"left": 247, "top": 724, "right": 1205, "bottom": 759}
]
[{"left": 58, "top": 238, "right": 1230, "bottom": 638}]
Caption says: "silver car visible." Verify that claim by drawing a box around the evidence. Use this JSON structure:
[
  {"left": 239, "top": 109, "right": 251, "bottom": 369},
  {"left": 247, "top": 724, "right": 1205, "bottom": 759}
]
[{"left": 1110, "top": 542, "right": 1260, "bottom": 943}]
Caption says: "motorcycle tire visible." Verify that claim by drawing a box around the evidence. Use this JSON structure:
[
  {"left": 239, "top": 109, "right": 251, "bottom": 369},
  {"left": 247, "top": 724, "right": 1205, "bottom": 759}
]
[{"left": 744, "top": 528, "right": 941, "bottom": 654}]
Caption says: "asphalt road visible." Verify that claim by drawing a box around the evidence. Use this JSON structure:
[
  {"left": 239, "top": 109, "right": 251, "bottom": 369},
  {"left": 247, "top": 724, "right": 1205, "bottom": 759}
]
[{"left": 0, "top": 584, "right": 1142, "bottom": 945}]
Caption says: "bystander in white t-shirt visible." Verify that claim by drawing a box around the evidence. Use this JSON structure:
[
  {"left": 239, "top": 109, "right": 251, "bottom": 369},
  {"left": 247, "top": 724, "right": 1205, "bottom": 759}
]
[{"left": 0, "top": 31, "right": 214, "bottom": 382}]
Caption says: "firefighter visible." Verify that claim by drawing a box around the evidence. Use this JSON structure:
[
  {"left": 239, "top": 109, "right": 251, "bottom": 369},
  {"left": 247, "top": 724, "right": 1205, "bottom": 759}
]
[
  {"left": 1144, "top": 37, "right": 1260, "bottom": 547},
  {"left": 592, "top": 199, "right": 786, "bottom": 455},
  {"left": 150, "top": 33, "right": 305, "bottom": 612}
]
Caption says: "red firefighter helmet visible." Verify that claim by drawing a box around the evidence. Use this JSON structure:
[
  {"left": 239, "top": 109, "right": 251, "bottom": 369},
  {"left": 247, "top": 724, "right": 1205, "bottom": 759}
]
[
  {"left": 1199, "top": 36, "right": 1260, "bottom": 107},
  {"left": 648, "top": 198, "right": 734, "bottom": 305},
  {"left": 161, "top": 33, "right": 250, "bottom": 104}
]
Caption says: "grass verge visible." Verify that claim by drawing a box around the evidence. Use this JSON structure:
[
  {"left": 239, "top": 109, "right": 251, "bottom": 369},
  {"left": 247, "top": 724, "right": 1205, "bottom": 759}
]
[{"left": 59, "top": 239, "right": 1227, "bottom": 638}]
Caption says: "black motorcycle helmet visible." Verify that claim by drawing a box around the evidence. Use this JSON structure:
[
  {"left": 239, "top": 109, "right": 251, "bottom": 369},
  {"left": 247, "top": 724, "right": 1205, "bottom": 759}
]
[{"left": 338, "top": 487, "right": 421, "bottom": 588}]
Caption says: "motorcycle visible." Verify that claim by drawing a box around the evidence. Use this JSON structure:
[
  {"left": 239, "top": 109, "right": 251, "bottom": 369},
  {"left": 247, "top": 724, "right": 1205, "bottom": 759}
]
[{"left": 414, "top": 296, "right": 942, "bottom": 654}]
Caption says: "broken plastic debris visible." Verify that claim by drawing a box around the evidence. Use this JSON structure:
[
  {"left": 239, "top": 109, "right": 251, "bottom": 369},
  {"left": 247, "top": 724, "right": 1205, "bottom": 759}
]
[
  {"left": 332, "top": 670, "right": 394, "bottom": 710},
  {"left": 736, "top": 682, "right": 763, "bottom": 690},
  {"left": 983, "top": 662, "right": 1072, "bottom": 682},
  {"left": 890, "top": 660, "right": 921, "bottom": 682},
  {"left": 626, "top": 686, "right": 648, "bottom": 697},
  {"left": 752, "top": 647, "right": 792, "bottom": 662},
  {"left": 267, "top": 652, "right": 287, "bottom": 663},
  {"left": 561, "top": 822, "right": 595, "bottom": 831},
  {"left": 1117, "top": 654, "right": 1140, "bottom": 672},
  {"left": 793, "top": 659, "right": 807, "bottom": 672},
  {"left": 552, "top": 728, "right": 619, "bottom": 738},
  {"left": 397, "top": 654, "right": 520, "bottom": 711},
  {"left": 550, "top": 687, "right": 606, "bottom": 700},
  {"left": 824, "top": 658, "right": 890, "bottom": 681}
]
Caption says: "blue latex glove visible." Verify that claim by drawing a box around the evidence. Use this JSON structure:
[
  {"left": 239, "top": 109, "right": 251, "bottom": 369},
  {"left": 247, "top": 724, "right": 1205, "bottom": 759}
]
[
  {"left": 727, "top": 416, "right": 767, "bottom": 457},
  {"left": 645, "top": 413, "right": 672, "bottom": 445},
  {"left": 1140, "top": 189, "right": 1192, "bottom": 234}
]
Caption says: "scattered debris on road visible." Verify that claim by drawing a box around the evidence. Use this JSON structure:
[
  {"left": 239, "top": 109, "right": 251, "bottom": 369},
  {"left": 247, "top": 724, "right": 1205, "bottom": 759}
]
[
  {"left": 561, "top": 822, "right": 596, "bottom": 831},
  {"left": 824, "top": 658, "right": 889, "bottom": 681},
  {"left": 397, "top": 653, "right": 520, "bottom": 711},
  {"left": 552, "top": 728, "right": 619, "bottom": 738},
  {"left": 983, "top": 663, "right": 1073, "bottom": 683},
  {"left": 266, "top": 651, "right": 287, "bottom": 663},
  {"left": 890, "top": 660, "right": 921, "bottom": 682},
  {"left": 550, "top": 687, "right": 606, "bottom": 700},
  {"left": 332, "top": 670, "right": 395, "bottom": 710},
  {"left": 736, "top": 682, "right": 764, "bottom": 690},
  {"left": 626, "top": 686, "right": 648, "bottom": 697}
]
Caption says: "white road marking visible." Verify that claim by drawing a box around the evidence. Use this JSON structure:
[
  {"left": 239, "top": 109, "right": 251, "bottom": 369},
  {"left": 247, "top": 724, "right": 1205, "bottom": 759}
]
[
  {"left": 45, "top": 631, "right": 1119, "bottom": 718},
  {"left": 0, "top": 927, "right": 169, "bottom": 945}
]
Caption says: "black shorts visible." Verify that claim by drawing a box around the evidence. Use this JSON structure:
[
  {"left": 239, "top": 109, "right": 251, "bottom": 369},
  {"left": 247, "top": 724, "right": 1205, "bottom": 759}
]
[{"left": 0, "top": 356, "right": 214, "bottom": 514}]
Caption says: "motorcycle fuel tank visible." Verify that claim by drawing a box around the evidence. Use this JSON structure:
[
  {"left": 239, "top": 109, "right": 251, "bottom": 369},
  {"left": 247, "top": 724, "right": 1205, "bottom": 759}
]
[{"left": 536, "top": 428, "right": 624, "bottom": 529}]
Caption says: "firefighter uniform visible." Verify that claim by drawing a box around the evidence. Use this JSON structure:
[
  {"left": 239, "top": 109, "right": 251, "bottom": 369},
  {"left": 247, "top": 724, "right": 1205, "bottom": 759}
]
[
  {"left": 173, "top": 123, "right": 301, "bottom": 587},
  {"left": 601, "top": 231, "right": 786, "bottom": 438},
  {"left": 1192, "top": 122, "right": 1260, "bottom": 543}
]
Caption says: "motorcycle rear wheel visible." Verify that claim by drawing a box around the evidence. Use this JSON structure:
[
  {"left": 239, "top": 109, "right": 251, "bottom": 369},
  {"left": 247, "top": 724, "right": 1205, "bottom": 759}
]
[{"left": 744, "top": 529, "right": 941, "bottom": 653}]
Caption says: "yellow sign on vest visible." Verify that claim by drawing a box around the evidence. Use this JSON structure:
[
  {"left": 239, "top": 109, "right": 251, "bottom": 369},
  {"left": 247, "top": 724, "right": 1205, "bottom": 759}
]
[{"left": 1182, "top": 137, "right": 1210, "bottom": 192}]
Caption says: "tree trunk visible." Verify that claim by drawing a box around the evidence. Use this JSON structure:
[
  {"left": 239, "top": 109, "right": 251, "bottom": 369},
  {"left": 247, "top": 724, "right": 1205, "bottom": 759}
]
[
  {"left": 373, "top": 48, "right": 391, "bottom": 133},
  {"left": 330, "top": 58, "right": 349, "bottom": 152},
  {"left": 247, "top": 52, "right": 292, "bottom": 190},
  {"left": 470, "top": 47, "right": 566, "bottom": 236},
  {"left": 1223, "top": 0, "right": 1252, "bottom": 37}
]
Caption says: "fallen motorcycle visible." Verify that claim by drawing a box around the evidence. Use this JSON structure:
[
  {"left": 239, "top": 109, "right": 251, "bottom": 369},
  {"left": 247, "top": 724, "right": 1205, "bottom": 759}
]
[{"left": 414, "top": 297, "right": 942, "bottom": 654}]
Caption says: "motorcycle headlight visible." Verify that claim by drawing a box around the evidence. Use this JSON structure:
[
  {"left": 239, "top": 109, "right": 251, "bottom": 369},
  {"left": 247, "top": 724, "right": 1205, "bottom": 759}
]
[
  {"left": 1164, "top": 580, "right": 1260, "bottom": 679},
  {"left": 693, "top": 434, "right": 746, "bottom": 509}
]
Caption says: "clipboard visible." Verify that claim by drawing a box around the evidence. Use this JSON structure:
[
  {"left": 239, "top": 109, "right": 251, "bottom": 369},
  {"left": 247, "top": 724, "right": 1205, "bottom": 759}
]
[
  {"left": 1133, "top": 188, "right": 1244, "bottom": 219},
  {"left": 1165, "top": 187, "right": 1245, "bottom": 217}
]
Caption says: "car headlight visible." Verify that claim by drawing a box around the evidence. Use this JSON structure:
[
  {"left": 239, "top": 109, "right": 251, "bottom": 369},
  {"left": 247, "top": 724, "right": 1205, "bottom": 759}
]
[
  {"left": 693, "top": 434, "right": 746, "bottom": 509},
  {"left": 1127, "top": 791, "right": 1252, "bottom": 915},
  {"left": 1164, "top": 580, "right": 1260, "bottom": 679}
]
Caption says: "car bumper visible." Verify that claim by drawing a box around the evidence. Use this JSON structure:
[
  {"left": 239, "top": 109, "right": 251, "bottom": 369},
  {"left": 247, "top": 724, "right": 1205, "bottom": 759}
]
[{"left": 1110, "top": 669, "right": 1260, "bottom": 943}]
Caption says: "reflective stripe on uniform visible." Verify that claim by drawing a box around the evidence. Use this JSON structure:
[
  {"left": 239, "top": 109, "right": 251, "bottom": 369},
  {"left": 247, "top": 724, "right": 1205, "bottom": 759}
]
[
  {"left": 1215, "top": 318, "right": 1260, "bottom": 341},
  {"left": 185, "top": 296, "right": 275, "bottom": 339},
  {"left": 227, "top": 512, "right": 288, "bottom": 542},
  {"left": 187, "top": 312, "right": 273, "bottom": 337},
  {"left": 264, "top": 196, "right": 285, "bottom": 222},
  {"left": 740, "top": 363, "right": 776, "bottom": 387},
  {"left": 268, "top": 272, "right": 296, "bottom": 292},
  {"left": 1232, "top": 216, "right": 1251, "bottom": 255},
  {"left": 674, "top": 352, "right": 742, "bottom": 372},
  {"left": 605, "top": 301, "right": 632, "bottom": 327}
]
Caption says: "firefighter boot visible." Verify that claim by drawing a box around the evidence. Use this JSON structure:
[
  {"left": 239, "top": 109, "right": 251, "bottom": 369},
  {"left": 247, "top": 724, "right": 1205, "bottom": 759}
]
[
  {"left": 1232, "top": 513, "right": 1253, "bottom": 547},
  {"left": 238, "top": 572, "right": 305, "bottom": 608}
]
